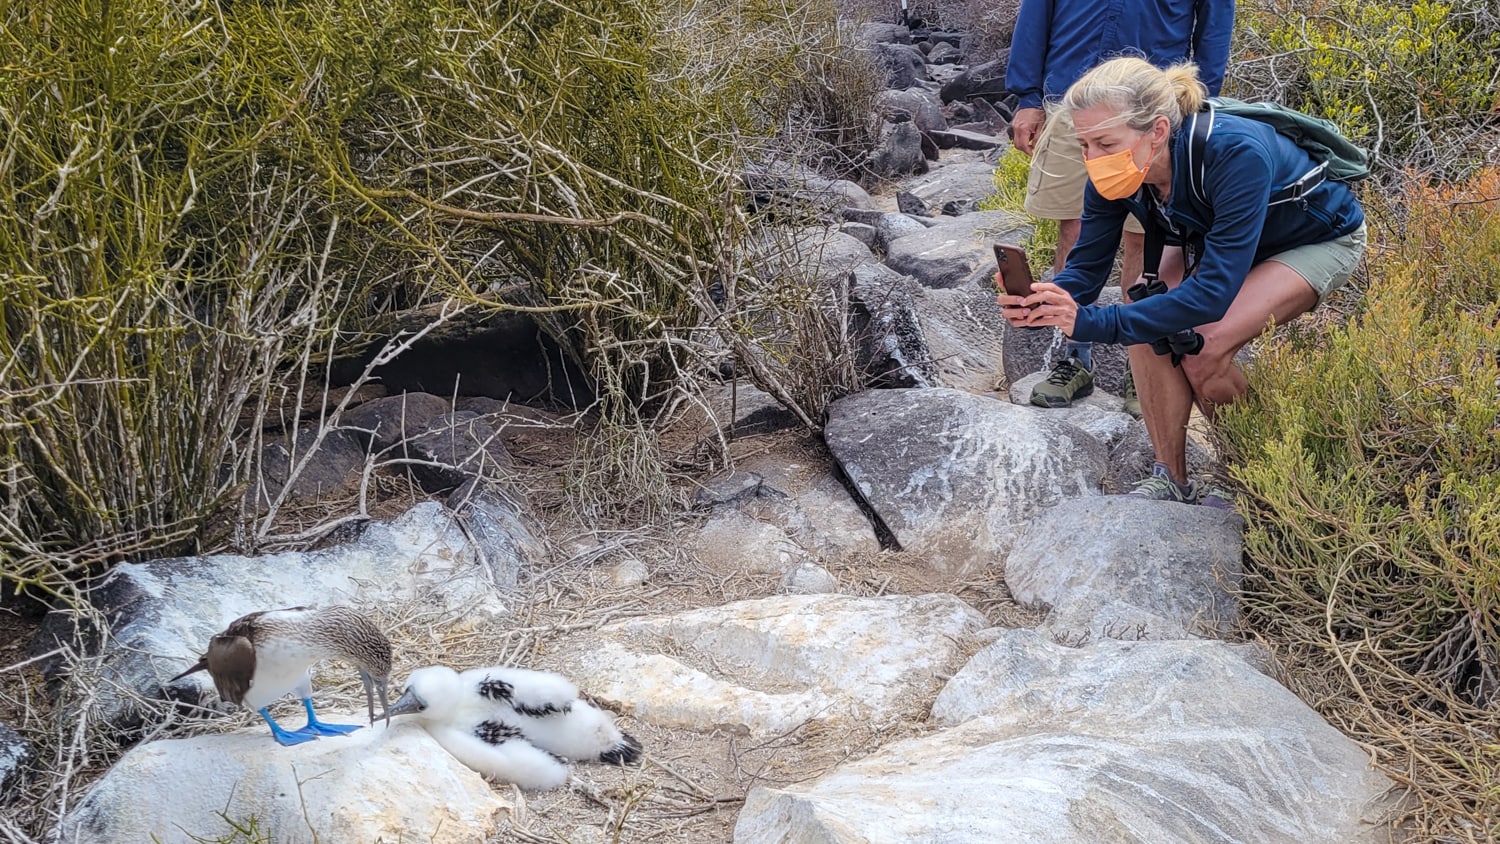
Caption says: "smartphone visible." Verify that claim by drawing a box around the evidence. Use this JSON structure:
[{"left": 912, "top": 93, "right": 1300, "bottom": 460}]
[{"left": 993, "top": 243, "right": 1035, "bottom": 299}]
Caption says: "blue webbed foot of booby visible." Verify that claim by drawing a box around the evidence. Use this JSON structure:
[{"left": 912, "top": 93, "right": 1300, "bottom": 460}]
[
  {"left": 292, "top": 698, "right": 360, "bottom": 737},
  {"left": 260, "top": 708, "right": 318, "bottom": 746}
]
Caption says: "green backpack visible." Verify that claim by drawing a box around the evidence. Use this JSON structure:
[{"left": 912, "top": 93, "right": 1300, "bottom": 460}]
[{"left": 1183, "top": 97, "right": 1372, "bottom": 207}]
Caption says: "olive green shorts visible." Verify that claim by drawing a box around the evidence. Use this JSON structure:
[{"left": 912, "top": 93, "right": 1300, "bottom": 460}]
[
  {"left": 1023, "top": 107, "right": 1146, "bottom": 234},
  {"left": 1264, "top": 222, "right": 1368, "bottom": 305}
]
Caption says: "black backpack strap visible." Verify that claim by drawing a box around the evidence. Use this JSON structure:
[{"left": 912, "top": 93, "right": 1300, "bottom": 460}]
[{"left": 1187, "top": 101, "right": 1215, "bottom": 206}]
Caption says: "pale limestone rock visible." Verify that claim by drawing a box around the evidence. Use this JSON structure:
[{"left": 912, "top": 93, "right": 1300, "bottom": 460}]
[
  {"left": 570, "top": 594, "right": 985, "bottom": 737},
  {"left": 736, "top": 630, "right": 1394, "bottom": 844},
  {"left": 35, "top": 503, "right": 504, "bottom": 731},
  {"left": 780, "top": 562, "right": 838, "bottom": 594},
  {"left": 825, "top": 388, "right": 1106, "bottom": 572},
  {"left": 56, "top": 717, "right": 508, "bottom": 844},
  {"left": 609, "top": 557, "right": 649, "bottom": 588},
  {"left": 1005, "top": 496, "right": 1244, "bottom": 641},
  {"left": 690, "top": 509, "right": 810, "bottom": 575}
]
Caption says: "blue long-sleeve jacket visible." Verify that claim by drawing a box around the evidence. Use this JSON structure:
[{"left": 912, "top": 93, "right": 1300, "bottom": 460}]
[
  {"left": 1005, "top": 0, "right": 1234, "bottom": 110},
  {"left": 1058, "top": 114, "right": 1365, "bottom": 346}
]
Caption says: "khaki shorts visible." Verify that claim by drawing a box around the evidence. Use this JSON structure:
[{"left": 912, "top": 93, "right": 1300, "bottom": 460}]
[
  {"left": 1265, "top": 222, "right": 1368, "bottom": 305},
  {"left": 1023, "top": 108, "right": 1145, "bottom": 234}
]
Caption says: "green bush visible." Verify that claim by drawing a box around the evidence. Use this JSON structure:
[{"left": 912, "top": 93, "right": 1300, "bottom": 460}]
[
  {"left": 1215, "top": 171, "right": 1500, "bottom": 837},
  {"left": 1232, "top": 0, "right": 1500, "bottom": 177},
  {"left": 0, "top": 0, "right": 880, "bottom": 592},
  {"left": 979, "top": 146, "right": 1058, "bottom": 275}
]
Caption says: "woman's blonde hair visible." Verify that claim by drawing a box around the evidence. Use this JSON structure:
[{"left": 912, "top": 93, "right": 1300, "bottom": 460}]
[{"left": 1060, "top": 57, "right": 1207, "bottom": 133}]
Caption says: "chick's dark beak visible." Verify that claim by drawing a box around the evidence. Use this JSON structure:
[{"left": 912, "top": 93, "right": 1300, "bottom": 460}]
[{"left": 380, "top": 687, "right": 425, "bottom": 721}]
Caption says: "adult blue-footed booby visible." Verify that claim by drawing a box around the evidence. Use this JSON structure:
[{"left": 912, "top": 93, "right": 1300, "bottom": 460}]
[
  {"left": 171, "top": 605, "right": 392, "bottom": 747},
  {"left": 384, "top": 665, "right": 641, "bottom": 789}
]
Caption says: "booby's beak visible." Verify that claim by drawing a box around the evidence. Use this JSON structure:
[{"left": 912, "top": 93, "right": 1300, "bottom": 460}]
[
  {"left": 360, "top": 671, "right": 391, "bottom": 726},
  {"left": 380, "top": 687, "right": 426, "bottom": 721}
]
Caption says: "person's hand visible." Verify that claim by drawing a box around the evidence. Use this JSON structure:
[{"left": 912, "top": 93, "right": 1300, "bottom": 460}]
[
  {"left": 1009, "top": 107, "right": 1045, "bottom": 157},
  {"left": 1003, "top": 281, "right": 1077, "bottom": 336}
]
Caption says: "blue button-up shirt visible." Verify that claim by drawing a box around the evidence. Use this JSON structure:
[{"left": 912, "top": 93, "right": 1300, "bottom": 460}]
[{"left": 1005, "top": 0, "right": 1235, "bottom": 110}]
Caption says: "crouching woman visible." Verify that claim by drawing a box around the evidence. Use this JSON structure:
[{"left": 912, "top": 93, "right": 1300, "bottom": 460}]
[{"left": 1000, "top": 57, "right": 1367, "bottom": 508}]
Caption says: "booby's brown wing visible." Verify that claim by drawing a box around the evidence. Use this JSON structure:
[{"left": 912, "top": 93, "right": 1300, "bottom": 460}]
[{"left": 205, "top": 633, "right": 257, "bottom": 706}]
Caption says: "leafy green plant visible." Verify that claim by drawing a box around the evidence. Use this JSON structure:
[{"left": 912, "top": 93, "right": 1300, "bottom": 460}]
[
  {"left": 1216, "top": 168, "right": 1500, "bottom": 839},
  {"left": 1232, "top": 0, "right": 1500, "bottom": 177},
  {"left": 979, "top": 146, "right": 1058, "bottom": 276},
  {"left": 0, "top": 0, "right": 885, "bottom": 592}
]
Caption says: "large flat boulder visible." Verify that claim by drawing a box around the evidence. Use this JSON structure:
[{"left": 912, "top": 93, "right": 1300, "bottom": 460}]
[
  {"left": 31, "top": 503, "right": 507, "bottom": 730},
  {"left": 56, "top": 717, "right": 507, "bottom": 844},
  {"left": 1005, "top": 496, "right": 1244, "bottom": 641},
  {"left": 825, "top": 388, "right": 1106, "bottom": 572},
  {"left": 567, "top": 594, "right": 986, "bottom": 738},
  {"left": 736, "top": 630, "right": 1395, "bottom": 844},
  {"left": 884, "top": 211, "right": 1029, "bottom": 289}
]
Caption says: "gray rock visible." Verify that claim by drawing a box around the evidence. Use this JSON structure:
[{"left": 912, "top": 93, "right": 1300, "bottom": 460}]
[
  {"left": 870, "top": 43, "right": 929, "bottom": 89},
  {"left": 56, "top": 718, "right": 507, "bottom": 844},
  {"left": 1002, "top": 286, "right": 1130, "bottom": 395},
  {"left": 609, "top": 557, "right": 650, "bottom": 588},
  {"left": 1002, "top": 377, "right": 1136, "bottom": 450},
  {"left": 738, "top": 629, "right": 1394, "bottom": 844},
  {"left": 897, "top": 150, "right": 1007, "bottom": 213},
  {"left": 251, "top": 425, "right": 368, "bottom": 508},
  {"left": 875, "top": 88, "right": 948, "bottom": 132},
  {"left": 969, "top": 96, "right": 1010, "bottom": 134},
  {"left": 895, "top": 190, "right": 930, "bottom": 216},
  {"left": 447, "top": 479, "right": 551, "bottom": 590},
  {"left": 704, "top": 382, "right": 800, "bottom": 439},
  {"left": 0, "top": 721, "right": 31, "bottom": 803},
  {"left": 32, "top": 503, "right": 503, "bottom": 730},
  {"left": 938, "top": 56, "right": 1011, "bottom": 105},
  {"left": 840, "top": 207, "right": 885, "bottom": 226},
  {"left": 884, "top": 211, "right": 1029, "bottom": 289},
  {"left": 780, "top": 562, "right": 838, "bottom": 594},
  {"left": 941, "top": 198, "right": 979, "bottom": 216},
  {"left": 858, "top": 22, "right": 910, "bottom": 46},
  {"left": 826, "top": 388, "right": 1107, "bottom": 572},
  {"left": 874, "top": 212, "right": 930, "bottom": 251},
  {"left": 403, "top": 411, "right": 515, "bottom": 491},
  {"left": 848, "top": 264, "right": 938, "bottom": 388},
  {"left": 925, "top": 41, "right": 961, "bottom": 64},
  {"left": 735, "top": 453, "right": 881, "bottom": 557},
  {"left": 870, "top": 121, "right": 928, "bottom": 178},
  {"left": 1005, "top": 496, "right": 1245, "bottom": 641},
  {"left": 929, "top": 127, "right": 1004, "bottom": 150},
  {"left": 341, "top": 392, "right": 453, "bottom": 452},
  {"left": 838, "top": 221, "right": 878, "bottom": 248},
  {"left": 904, "top": 282, "right": 1010, "bottom": 393},
  {"left": 689, "top": 509, "right": 810, "bottom": 576},
  {"left": 753, "top": 227, "right": 878, "bottom": 290},
  {"left": 742, "top": 167, "right": 879, "bottom": 219}
]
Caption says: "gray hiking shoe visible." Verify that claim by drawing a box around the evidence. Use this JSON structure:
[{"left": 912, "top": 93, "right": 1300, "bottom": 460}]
[
  {"left": 1030, "top": 356, "right": 1094, "bottom": 408},
  {"left": 1198, "top": 478, "right": 1237, "bottom": 511},
  {"left": 1121, "top": 366, "right": 1141, "bottom": 418},
  {"left": 1126, "top": 462, "right": 1198, "bottom": 503}
]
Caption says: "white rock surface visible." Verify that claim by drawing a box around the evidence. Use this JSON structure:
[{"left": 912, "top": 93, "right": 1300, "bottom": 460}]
[
  {"left": 1005, "top": 497, "right": 1244, "bottom": 641},
  {"left": 735, "top": 454, "right": 880, "bottom": 558},
  {"left": 736, "top": 630, "right": 1394, "bottom": 844},
  {"left": 56, "top": 717, "right": 508, "bottom": 844},
  {"left": 825, "top": 388, "right": 1106, "bottom": 572},
  {"left": 690, "top": 509, "right": 812, "bottom": 575},
  {"left": 570, "top": 594, "right": 985, "bottom": 737},
  {"left": 36, "top": 503, "right": 504, "bottom": 729}
]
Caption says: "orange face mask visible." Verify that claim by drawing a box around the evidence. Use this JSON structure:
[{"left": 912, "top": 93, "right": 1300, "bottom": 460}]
[{"left": 1084, "top": 134, "right": 1153, "bottom": 200}]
